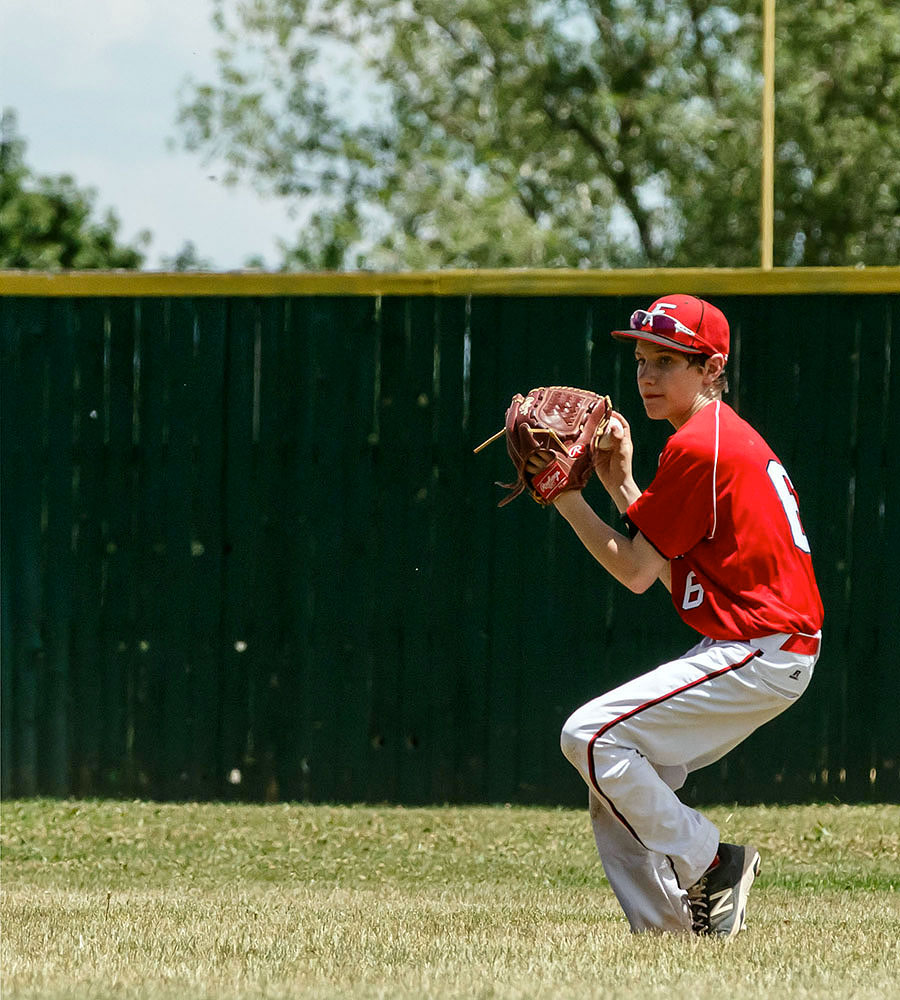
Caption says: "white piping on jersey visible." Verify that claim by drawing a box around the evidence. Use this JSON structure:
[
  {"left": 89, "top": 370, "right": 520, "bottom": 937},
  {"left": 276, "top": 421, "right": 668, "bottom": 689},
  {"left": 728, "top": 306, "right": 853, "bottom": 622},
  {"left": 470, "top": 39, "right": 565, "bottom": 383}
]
[{"left": 708, "top": 399, "right": 720, "bottom": 540}]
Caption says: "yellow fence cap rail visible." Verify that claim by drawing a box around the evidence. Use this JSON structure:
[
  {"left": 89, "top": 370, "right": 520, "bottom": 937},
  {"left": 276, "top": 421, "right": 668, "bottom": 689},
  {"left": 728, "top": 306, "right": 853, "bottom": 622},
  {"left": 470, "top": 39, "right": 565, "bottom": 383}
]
[{"left": 1, "top": 266, "right": 899, "bottom": 297}]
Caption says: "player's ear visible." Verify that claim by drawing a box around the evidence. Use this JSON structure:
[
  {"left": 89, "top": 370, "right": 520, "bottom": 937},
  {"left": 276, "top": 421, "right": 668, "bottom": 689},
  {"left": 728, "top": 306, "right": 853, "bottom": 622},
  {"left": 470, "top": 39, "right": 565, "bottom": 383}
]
[{"left": 704, "top": 354, "right": 726, "bottom": 383}]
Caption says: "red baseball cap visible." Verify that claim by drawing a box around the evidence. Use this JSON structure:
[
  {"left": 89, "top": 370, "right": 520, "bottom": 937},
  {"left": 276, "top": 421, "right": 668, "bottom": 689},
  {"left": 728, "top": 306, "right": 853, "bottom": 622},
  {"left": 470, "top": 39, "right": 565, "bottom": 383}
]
[{"left": 611, "top": 294, "right": 730, "bottom": 359}]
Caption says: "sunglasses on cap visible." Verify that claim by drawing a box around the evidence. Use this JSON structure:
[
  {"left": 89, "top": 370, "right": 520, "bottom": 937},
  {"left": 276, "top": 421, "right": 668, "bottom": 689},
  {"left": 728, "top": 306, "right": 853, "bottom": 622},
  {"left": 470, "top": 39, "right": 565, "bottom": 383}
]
[{"left": 630, "top": 309, "right": 699, "bottom": 343}]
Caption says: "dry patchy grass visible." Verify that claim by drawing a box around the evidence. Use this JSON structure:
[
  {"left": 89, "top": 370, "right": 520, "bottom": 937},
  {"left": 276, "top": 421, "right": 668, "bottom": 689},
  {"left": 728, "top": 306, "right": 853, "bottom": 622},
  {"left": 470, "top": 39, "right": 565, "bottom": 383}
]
[{"left": 1, "top": 800, "right": 898, "bottom": 999}]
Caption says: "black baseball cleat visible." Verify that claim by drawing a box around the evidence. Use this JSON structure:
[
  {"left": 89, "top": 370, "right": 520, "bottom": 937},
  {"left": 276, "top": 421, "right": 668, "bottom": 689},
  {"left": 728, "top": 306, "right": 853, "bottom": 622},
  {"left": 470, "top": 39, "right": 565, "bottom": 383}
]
[{"left": 687, "top": 843, "right": 761, "bottom": 939}]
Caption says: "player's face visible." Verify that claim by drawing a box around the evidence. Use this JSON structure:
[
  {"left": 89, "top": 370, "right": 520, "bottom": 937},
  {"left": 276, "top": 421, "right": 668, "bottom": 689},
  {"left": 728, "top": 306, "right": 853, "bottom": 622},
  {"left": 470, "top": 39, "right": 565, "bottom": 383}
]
[{"left": 634, "top": 342, "right": 708, "bottom": 428}]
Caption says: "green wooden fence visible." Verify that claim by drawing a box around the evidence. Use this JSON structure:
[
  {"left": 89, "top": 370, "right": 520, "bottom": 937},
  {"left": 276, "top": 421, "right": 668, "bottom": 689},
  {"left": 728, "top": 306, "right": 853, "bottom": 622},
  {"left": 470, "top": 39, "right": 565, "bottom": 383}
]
[{"left": 1, "top": 270, "right": 898, "bottom": 805}]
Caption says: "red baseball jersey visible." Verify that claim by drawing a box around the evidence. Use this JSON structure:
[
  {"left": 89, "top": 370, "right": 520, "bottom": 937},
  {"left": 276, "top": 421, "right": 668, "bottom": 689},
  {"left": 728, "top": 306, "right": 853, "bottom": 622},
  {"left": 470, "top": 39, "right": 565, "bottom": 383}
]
[{"left": 627, "top": 401, "right": 824, "bottom": 640}]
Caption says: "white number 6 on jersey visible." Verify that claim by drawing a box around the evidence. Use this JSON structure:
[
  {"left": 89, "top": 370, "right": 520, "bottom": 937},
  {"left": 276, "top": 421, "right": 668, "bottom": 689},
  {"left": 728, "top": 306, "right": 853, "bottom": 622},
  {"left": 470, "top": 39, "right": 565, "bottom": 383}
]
[
  {"left": 682, "top": 571, "right": 705, "bottom": 610},
  {"left": 767, "top": 460, "right": 811, "bottom": 553}
]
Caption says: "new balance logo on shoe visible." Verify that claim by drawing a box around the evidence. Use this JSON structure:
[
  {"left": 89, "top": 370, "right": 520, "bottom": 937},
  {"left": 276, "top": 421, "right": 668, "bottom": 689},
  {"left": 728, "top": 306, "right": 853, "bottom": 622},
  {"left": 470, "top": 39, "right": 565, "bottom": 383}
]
[
  {"left": 708, "top": 888, "right": 734, "bottom": 920},
  {"left": 687, "top": 843, "right": 761, "bottom": 939}
]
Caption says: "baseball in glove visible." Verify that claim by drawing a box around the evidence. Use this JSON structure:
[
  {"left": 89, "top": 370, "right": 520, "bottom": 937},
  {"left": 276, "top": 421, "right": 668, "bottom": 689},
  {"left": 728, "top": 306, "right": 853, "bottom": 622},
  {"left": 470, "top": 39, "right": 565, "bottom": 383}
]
[{"left": 474, "top": 386, "right": 612, "bottom": 506}]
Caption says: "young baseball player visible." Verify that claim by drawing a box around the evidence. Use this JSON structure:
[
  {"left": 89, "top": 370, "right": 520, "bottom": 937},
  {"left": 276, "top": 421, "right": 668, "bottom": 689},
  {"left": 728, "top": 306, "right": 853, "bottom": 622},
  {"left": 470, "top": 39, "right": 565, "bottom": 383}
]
[{"left": 529, "top": 294, "right": 823, "bottom": 937}]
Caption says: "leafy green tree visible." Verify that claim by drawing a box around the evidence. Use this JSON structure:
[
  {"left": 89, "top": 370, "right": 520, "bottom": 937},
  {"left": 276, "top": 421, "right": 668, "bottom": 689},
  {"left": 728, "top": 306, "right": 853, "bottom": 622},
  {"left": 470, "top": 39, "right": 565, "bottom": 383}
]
[
  {"left": 0, "top": 109, "right": 150, "bottom": 269},
  {"left": 160, "top": 240, "right": 214, "bottom": 271},
  {"left": 177, "top": 0, "right": 900, "bottom": 269},
  {"left": 773, "top": 2, "right": 900, "bottom": 264}
]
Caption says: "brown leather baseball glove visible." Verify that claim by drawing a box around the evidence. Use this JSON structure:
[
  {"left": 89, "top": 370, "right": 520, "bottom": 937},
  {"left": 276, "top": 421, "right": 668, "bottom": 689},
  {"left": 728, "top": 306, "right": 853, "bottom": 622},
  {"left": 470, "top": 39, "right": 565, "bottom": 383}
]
[{"left": 476, "top": 386, "right": 612, "bottom": 506}]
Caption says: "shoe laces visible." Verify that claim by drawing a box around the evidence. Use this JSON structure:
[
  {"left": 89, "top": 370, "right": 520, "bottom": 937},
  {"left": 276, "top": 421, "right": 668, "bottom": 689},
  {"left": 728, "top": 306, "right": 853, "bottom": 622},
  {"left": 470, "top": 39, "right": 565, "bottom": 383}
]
[{"left": 687, "top": 876, "right": 710, "bottom": 934}]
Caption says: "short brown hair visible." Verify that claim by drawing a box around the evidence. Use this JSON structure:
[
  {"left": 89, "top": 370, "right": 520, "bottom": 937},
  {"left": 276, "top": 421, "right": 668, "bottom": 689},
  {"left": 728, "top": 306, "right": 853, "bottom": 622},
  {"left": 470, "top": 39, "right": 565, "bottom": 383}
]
[{"left": 687, "top": 353, "right": 729, "bottom": 395}]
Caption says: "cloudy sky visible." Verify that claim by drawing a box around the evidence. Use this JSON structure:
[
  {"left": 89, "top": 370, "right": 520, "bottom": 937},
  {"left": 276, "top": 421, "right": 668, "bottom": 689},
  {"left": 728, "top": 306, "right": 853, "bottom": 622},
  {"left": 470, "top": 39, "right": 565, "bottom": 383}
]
[{"left": 1, "top": 0, "right": 304, "bottom": 269}]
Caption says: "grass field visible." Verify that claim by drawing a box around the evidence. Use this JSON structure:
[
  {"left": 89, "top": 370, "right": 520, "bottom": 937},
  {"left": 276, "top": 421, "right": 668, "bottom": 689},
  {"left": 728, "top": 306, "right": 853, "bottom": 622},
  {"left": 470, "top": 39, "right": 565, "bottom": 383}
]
[{"left": 1, "top": 800, "right": 898, "bottom": 999}]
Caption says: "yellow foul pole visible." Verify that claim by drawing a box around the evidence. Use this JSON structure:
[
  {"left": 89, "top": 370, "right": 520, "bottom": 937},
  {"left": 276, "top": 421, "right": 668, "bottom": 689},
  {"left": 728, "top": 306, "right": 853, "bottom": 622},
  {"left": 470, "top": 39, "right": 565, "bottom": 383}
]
[{"left": 761, "top": 0, "right": 776, "bottom": 269}]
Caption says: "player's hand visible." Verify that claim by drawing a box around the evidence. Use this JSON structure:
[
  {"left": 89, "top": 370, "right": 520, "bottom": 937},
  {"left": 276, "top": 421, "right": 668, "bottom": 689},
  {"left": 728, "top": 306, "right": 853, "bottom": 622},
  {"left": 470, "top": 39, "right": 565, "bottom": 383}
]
[
  {"left": 525, "top": 450, "right": 554, "bottom": 475},
  {"left": 592, "top": 411, "right": 634, "bottom": 492}
]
